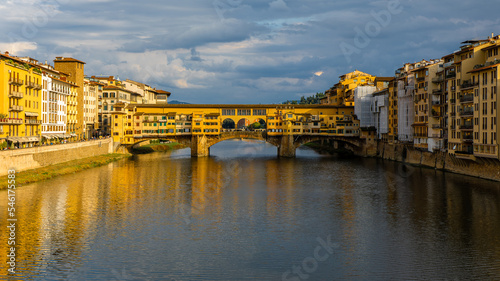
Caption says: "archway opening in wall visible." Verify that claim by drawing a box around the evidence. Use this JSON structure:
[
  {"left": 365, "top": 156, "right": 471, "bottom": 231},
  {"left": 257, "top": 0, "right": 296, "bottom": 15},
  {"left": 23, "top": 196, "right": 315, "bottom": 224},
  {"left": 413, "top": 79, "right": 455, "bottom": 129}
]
[
  {"left": 248, "top": 118, "right": 266, "bottom": 131},
  {"left": 222, "top": 118, "right": 236, "bottom": 130},
  {"left": 237, "top": 118, "right": 250, "bottom": 130}
]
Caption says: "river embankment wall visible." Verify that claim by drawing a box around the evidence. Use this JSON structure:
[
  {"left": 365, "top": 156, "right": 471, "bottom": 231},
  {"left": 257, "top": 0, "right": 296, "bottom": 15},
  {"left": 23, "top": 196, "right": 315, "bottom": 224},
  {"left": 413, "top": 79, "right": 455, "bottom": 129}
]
[
  {"left": 372, "top": 142, "right": 500, "bottom": 182},
  {"left": 0, "top": 138, "right": 114, "bottom": 176}
]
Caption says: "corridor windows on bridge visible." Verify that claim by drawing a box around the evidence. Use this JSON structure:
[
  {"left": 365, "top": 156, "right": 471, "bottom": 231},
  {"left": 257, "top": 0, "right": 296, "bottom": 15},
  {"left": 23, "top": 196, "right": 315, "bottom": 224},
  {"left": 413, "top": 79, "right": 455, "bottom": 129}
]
[
  {"left": 253, "top": 109, "right": 266, "bottom": 115},
  {"left": 222, "top": 109, "right": 235, "bottom": 115},
  {"left": 237, "top": 109, "right": 251, "bottom": 116}
]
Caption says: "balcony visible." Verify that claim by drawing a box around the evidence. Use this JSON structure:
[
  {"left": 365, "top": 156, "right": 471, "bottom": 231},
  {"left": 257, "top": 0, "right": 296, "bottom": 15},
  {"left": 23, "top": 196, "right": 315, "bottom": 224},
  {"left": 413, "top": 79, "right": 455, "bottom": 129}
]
[
  {"left": 431, "top": 110, "right": 442, "bottom": 117},
  {"left": 446, "top": 72, "right": 456, "bottom": 79},
  {"left": 455, "top": 151, "right": 476, "bottom": 161},
  {"left": 432, "top": 89, "right": 443, "bottom": 95},
  {"left": 31, "top": 82, "right": 42, "bottom": 90},
  {"left": 417, "top": 77, "right": 425, "bottom": 82},
  {"left": 9, "top": 91, "right": 23, "bottom": 98},
  {"left": 460, "top": 80, "right": 479, "bottom": 90},
  {"left": 25, "top": 119, "right": 42, "bottom": 125},
  {"left": 432, "top": 100, "right": 441, "bottom": 106},
  {"left": 9, "top": 77, "right": 23, "bottom": 86},
  {"left": 432, "top": 77, "right": 444, "bottom": 83},
  {"left": 460, "top": 110, "right": 474, "bottom": 117},
  {"left": 9, "top": 105, "right": 23, "bottom": 112},
  {"left": 460, "top": 95, "right": 474, "bottom": 103},
  {"left": 462, "top": 135, "right": 474, "bottom": 143},
  {"left": 414, "top": 133, "right": 428, "bottom": 137},
  {"left": 0, "top": 118, "right": 23, "bottom": 125},
  {"left": 432, "top": 124, "right": 442, "bottom": 129},
  {"left": 459, "top": 124, "right": 473, "bottom": 130}
]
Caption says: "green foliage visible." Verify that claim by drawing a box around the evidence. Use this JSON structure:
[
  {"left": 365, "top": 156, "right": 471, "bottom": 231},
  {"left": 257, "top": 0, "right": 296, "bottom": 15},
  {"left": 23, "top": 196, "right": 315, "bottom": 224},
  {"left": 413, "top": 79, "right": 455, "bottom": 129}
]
[
  {"left": 249, "top": 122, "right": 261, "bottom": 129},
  {"left": 0, "top": 113, "right": 8, "bottom": 119},
  {"left": 283, "top": 92, "right": 325, "bottom": 105}
]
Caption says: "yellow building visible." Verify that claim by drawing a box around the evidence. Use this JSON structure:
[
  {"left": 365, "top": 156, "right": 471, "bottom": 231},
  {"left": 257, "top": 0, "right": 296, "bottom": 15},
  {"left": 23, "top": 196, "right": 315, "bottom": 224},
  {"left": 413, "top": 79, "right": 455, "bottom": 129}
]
[
  {"left": 446, "top": 35, "right": 499, "bottom": 159},
  {"left": 388, "top": 78, "right": 398, "bottom": 143},
  {"left": 411, "top": 59, "right": 443, "bottom": 151},
  {"left": 325, "top": 70, "right": 376, "bottom": 106},
  {"left": 53, "top": 57, "right": 86, "bottom": 140},
  {"left": 0, "top": 52, "right": 42, "bottom": 148}
]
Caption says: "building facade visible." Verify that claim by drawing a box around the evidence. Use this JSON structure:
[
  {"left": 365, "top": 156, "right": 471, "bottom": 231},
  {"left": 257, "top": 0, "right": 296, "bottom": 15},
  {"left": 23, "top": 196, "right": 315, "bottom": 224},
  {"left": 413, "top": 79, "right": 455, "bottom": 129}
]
[{"left": 0, "top": 53, "right": 43, "bottom": 148}]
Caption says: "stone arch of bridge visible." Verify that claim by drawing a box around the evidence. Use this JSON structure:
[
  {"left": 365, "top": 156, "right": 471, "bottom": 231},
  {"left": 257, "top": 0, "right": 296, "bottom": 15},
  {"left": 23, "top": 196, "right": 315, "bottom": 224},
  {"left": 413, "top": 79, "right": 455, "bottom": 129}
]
[
  {"left": 205, "top": 131, "right": 280, "bottom": 149},
  {"left": 292, "top": 136, "right": 362, "bottom": 150}
]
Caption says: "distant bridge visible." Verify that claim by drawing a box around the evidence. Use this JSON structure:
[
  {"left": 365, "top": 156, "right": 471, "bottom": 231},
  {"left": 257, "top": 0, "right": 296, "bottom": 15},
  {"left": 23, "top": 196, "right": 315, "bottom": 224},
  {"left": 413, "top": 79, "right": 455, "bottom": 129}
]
[{"left": 112, "top": 103, "right": 366, "bottom": 157}]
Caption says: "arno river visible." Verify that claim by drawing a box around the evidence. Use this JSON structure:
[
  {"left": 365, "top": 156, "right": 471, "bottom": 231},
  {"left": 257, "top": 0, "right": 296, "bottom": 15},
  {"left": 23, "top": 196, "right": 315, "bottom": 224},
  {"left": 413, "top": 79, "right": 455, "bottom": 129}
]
[{"left": 1, "top": 140, "right": 500, "bottom": 280}]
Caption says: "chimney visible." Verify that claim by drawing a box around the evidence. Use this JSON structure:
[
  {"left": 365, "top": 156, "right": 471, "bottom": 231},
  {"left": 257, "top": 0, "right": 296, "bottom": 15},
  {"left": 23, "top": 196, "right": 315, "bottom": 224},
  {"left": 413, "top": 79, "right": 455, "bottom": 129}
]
[{"left": 5, "top": 51, "right": 9, "bottom": 56}]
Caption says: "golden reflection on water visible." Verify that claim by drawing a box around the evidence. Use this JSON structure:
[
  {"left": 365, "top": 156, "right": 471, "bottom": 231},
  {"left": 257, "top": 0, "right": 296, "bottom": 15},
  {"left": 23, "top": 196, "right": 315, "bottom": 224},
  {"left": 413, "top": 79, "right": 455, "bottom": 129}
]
[{"left": 0, "top": 148, "right": 499, "bottom": 279}]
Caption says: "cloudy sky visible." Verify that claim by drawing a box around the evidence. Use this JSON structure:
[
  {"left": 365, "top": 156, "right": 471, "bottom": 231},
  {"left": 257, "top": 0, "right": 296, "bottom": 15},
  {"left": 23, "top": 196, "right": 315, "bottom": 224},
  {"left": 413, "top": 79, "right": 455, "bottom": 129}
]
[{"left": 0, "top": 0, "right": 499, "bottom": 104}]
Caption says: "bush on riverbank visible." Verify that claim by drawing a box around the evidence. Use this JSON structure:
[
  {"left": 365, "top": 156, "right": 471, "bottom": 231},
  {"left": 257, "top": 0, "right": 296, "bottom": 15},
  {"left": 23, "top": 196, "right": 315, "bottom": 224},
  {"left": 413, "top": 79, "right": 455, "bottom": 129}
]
[{"left": 0, "top": 153, "right": 131, "bottom": 189}]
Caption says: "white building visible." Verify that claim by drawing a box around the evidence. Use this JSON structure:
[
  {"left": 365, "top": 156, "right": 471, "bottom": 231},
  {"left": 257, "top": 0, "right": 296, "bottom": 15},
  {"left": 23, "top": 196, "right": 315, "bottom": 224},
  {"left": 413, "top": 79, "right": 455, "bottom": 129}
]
[
  {"left": 41, "top": 70, "right": 72, "bottom": 141},
  {"left": 354, "top": 85, "right": 377, "bottom": 128},
  {"left": 397, "top": 73, "right": 415, "bottom": 142},
  {"left": 372, "top": 90, "right": 389, "bottom": 140}
]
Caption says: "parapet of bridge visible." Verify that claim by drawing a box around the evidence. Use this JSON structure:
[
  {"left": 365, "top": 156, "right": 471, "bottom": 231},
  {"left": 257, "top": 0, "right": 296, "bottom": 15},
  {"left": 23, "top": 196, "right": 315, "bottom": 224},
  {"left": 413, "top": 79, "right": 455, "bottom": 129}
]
[{"left": 111, "top": 103, "right": 366, "bottom": 157}]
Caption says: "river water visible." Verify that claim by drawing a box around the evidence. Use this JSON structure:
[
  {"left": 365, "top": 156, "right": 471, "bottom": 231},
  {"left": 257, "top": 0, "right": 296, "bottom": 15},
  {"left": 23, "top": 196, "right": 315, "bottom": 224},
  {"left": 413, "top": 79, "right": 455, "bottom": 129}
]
[{"left": 1, "top": 140, "right": 500, "bottom": 280}]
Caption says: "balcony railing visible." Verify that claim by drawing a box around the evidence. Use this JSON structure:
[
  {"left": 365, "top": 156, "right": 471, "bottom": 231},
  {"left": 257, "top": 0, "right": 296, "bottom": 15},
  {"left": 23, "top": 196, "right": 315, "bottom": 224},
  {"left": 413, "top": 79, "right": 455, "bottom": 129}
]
[
  {"left": 432, "top": 100, "right": 441, "bottom": 106},
  {"left": 417, "top": 77, "right": 425, "bottom": 82},
  {"left": 414, "top": 133, "right": 427, "bottom": 137},
  {"left": 28, "top": 81, "right": 42, "bottom": 90},
  {"left": 432, "top": 124, "right": 442, "bottom": 129},
  {"left": 462, "top": 136, "right": 474, "bottom": 143},
  {"left": 0, "top": 118, "right": 23, "bottom": 125},
  {"left": 432, "top": 77, "right": 444, "bottom": 83},
  {"left": 459, "top": 124, "right": 473, "bottom": 130},
  {"left": 25, "top": 119, "right": 42, "bottom": 125},
  {"left": 9, "top": 105, "right": 23, "bottom": 112},
  {"left": 460, "top": 110, "right": 474, "bottom": 117},
  {"left": 446, "top": 72, "right": 456, "bottom": 79},
  {"left": 9, "top": 77, "right": 23, "bottom": 86},
  {"left": 460, "top": 80, "right": 479, "bottom": 89},
  {"left": 460, "top": 95, "right": 474, "bottom": 103},
  {"left": 9, "top": 91, "right": 23, "bottom": 98},
  {"left": 432, "top": 89, "right": 443, "bottom": 95}
]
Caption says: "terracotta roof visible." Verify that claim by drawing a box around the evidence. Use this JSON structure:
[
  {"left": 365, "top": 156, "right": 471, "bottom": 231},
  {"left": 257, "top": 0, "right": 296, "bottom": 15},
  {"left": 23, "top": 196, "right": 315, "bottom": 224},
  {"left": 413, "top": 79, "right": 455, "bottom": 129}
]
[
  {"left": 103, "top": 85, "right": 134, "bottom": 93},
  {"left": 156, "top": 90, "right": 171, "bottom": 96},
  {"left": 54, "top": 57, "right": 86, "bottom": 64},
  {"left": 468, "top": 63, "right": 500, "bottom": 73}
]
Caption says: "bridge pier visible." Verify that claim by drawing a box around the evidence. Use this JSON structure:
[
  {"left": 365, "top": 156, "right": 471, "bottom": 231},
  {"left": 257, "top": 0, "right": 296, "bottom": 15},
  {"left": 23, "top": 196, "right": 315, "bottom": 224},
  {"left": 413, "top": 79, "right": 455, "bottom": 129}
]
[
  {"left": 191, "top": 135, "right": 210, "bottom": 157},
  {"left": 277, "top": 135, "right": 296, "bottom": 158}
]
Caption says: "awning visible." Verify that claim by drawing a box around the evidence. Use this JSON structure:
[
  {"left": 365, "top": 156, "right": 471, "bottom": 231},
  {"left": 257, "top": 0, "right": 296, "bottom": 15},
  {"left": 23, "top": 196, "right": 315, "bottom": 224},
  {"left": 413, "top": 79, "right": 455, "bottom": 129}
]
[
  {"left": 25, "top": 112, "right": 39, "bottom": 117},
  {"left": 7, "top": 137, "right": 20, "bottom": 143},
  {"left": 70, "top": 133, "right": 77, "bottom": 137},
  {"left": 19, "top": 137, "right": 29, "bottom": 143},
  {"left": 42, "top": 135, "right": 53, "bottom": 140},
  {"left": 27, "top": 137, "right": 39, "bottom": 142}
]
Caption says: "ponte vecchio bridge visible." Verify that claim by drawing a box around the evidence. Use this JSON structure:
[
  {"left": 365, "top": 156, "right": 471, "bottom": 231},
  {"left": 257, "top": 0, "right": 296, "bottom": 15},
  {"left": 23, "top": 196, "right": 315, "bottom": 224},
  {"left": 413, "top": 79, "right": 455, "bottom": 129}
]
[{"left": 111, "top": 103, "right": 366, "bottom": 157}]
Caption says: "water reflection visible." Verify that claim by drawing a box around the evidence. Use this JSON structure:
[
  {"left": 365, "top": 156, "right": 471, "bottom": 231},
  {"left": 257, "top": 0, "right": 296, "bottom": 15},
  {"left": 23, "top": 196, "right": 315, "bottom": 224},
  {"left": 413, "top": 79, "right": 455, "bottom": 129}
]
[{"left": 0, "top": 140, "right": 499, "bottom": 280}]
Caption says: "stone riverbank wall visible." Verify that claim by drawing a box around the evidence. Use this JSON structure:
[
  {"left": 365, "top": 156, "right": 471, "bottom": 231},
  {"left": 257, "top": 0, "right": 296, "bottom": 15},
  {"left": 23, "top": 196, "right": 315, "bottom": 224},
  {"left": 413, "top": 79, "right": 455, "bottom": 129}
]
[{"left": 0, "top": 138, "right": 114, "bottom": 176}]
